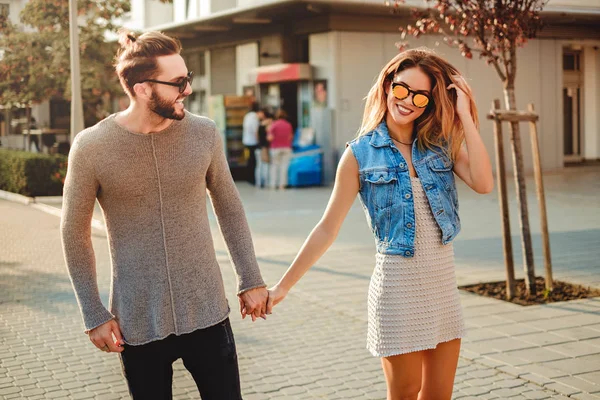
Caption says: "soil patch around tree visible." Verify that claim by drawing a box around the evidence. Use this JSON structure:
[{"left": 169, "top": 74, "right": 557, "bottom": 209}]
[{"left": 459, "top": 277, "right": 600, "bottom": 306}]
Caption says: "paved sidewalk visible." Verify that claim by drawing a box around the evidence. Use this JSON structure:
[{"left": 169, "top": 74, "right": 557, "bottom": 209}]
[{"left": 2, "top": 165, "right": 600, "bottom": 399}]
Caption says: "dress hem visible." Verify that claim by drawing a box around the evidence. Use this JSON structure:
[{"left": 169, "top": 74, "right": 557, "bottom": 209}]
[{"left": 367, "top": 332, "right": 466, "bottom": 358}]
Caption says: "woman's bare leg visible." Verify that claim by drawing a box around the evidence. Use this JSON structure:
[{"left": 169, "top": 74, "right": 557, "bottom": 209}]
[
  {"left": 381, "top": 351, "right": 423, "bottom": 400},
  {"left": 418, "top": 339, "right": 461, "bottom": 400}
]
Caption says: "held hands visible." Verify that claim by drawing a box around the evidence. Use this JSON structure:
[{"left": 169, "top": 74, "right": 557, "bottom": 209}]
[
  {"left": 88, "top": 319, "right": 125, "bottom": 353},
  {"left": 238, "top": 287, "right": 269, "bottom": 322},
  {"left": 239, "top": 284, "right": 289, "bottom": 321},
  {"left": 447, "top": 75, "right": 472, "bottom": 119}
]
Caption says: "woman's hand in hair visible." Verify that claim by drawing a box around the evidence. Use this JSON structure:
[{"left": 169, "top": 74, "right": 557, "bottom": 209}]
[{"left": 447, "top": 75, "right": 472, "bottom": 119}]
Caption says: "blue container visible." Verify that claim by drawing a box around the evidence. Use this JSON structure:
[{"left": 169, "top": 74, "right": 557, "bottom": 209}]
[{"left": 288, "top": 149, "right": 323, "bottom": 187}]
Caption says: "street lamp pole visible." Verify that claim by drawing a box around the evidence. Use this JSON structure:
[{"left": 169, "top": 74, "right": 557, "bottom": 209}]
[{"left": 68, "top": 0, "right": 84, "bottom": 143}]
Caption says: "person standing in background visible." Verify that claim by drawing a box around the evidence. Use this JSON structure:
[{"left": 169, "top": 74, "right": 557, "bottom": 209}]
[
  {"left": 254, "top": 109, "right": 272, "bottom": 188},
  {"left": 267, "top": 109, "right": 294, "bottom": 190},
  {"left": 242, "top": 102, "right": 260, "bottom": 185}
]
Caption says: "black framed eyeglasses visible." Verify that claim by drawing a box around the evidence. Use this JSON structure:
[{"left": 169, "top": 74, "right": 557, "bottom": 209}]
[
  {"left": 140, "top": 71, "right": 194, "bottom": 94},
  {"left": 391, "top": 82, "right": 431, "bottom": 108}
]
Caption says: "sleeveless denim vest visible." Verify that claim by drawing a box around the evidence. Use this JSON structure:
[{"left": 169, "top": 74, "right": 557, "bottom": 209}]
[{"left": 347, "top": 121, "right": 460, "bottom": 257}]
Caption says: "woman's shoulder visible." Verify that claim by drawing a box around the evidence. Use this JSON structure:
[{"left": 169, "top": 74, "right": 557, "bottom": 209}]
[
  {"left": 272, "top": 119, "right": 292, "bottom": 130},
  {"left": 347, "top": 132, "right": 374, "bottom": 148}
]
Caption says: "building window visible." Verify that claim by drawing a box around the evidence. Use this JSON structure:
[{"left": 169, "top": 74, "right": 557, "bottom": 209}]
[
  {"left": 0, "top": 3, "right": 9, "bottom": 28},
  {"left": 563, "top": 52, "right": 581, "bottom": 71}
]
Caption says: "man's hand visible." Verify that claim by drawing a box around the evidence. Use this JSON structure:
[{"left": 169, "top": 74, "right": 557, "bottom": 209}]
[
  {"left": 238, "top": 287, "right": 268, "bottom": 322},
  {"left": 88, "top": 319, "right": 124, "bottom": 353}
]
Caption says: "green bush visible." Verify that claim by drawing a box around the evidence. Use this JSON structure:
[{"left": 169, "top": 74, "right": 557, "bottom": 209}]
[{"left": 0, "top": 149, "right": 67, "bottom": 197}]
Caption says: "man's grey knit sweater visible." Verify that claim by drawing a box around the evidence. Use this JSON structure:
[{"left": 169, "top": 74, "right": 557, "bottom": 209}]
[{"left": 60, "top": 112, "right": 266, "bottom": 345}]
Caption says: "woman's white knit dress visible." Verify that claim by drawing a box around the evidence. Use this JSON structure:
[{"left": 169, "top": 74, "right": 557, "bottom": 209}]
[{"left": 367, "top": 177, "right": 466, "bottom": 357}]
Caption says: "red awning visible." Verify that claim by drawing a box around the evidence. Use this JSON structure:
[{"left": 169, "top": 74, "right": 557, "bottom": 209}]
[{"left": 251, "top": 63, "right": 312, "bottom": 84}]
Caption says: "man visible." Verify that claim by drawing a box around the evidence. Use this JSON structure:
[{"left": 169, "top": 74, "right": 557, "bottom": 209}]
[
  {"left": 60, "top": 29, "right": 268, "bottom": 400},
  {"left": 242, "top": 102, "right": 260, "bottom": 185}
]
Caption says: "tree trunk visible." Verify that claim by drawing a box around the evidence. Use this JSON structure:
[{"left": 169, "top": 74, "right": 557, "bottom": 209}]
[
  {"left": 504, "top": 86, "right": 536, "bottom": 297},
  {"left": 25, "top": 106, "right": 32, "bottom": 152},
  {"left": 491, "top": 99, "right": 516, "bottom": 300}
]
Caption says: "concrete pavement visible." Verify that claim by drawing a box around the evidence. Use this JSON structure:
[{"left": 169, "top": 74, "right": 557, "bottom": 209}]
[{"left": 1, "top": 165, "right": 600, "bottom": 399}]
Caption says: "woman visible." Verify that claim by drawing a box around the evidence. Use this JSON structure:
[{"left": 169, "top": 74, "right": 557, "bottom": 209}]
[
  {"left": 267, "top": 48, "right": 493, "bottom": 399},
  {"left": 267, "top": 109, "right": 294, "bottom": 190}
]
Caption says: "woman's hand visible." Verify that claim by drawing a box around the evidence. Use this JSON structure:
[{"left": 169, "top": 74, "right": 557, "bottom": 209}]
[
  {"left": 447, "top": 75, "right": 472, "bottom": 119},
  {"left": 266, "top": 284, "right": 289, "bottom": 314}
]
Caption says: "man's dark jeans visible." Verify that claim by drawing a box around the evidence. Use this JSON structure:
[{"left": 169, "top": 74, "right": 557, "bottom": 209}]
[
  {"left": 120, "top": 318, "right": 242, "bottom": 400},
  {"left": 245, "top": 145, "right": 258, "bottom": 184}
]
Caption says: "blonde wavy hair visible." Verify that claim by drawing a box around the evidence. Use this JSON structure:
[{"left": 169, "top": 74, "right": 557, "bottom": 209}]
[{"left": 359, "top": 47, "right": 478, "bottom": 160}]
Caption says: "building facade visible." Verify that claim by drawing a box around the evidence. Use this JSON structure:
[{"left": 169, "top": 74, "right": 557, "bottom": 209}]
[{"left": 122, "top": 0, "right": 600, "bottom": 182}]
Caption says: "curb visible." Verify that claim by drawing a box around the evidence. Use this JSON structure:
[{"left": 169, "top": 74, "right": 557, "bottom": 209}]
[
  {"left": 0, "top": 190, "right": 35, "bottom": 205},
  {"left": 1, "top": 190, "right": 106, "bottom": 233}
]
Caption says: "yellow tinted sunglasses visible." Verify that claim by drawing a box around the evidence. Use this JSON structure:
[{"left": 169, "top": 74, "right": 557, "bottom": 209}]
[{"left": 391, "top": 82, "right": 431, "bottom": 108}]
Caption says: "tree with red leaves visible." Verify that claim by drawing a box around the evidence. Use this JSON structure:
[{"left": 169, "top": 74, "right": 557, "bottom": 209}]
[{"left": 389, "top": 0, "right": 549, "bottom": 297}]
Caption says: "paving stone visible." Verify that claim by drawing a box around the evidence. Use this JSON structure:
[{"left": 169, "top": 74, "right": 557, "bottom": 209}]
[
  {"left": 0, "top": 386, "right": 21, "bottom": 396},
  {"left": 521, "top": 373, "right": 555, "bottom": 386},
  {"left": 490, "top": 387, "right": 527, "bottom": 397},
  {"left": 544, "top": 381, "right": 583, "bottom": 395},
  {"left": 545, "top": 355, "right": 600, "bottom": 375},
  {"left": 554, "top": 376, "right": 600, "bottom": 394},
  {"left": 3, "top": 180, "right": 600, "bottom": 400},
  {"left": 522, "top": 390, "right": 553, "bottom": 399},
  {"left": 571, "top": 393, "right": 600, "bottom": 400},
  {"left": 493, "top": 378, "right": 528, "bottom": 389},
  {"left": 546, "top": 342, "right": 600, "bottom": 358},
  {"left": 553, "top": 328, "right": 600, "bottom": 341},
  {"left": 505, "top": 347, "right": 568, "bottom": 363}
]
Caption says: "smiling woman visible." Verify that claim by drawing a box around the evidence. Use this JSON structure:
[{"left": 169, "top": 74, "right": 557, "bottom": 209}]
[{"left": 265, "top": 47, "right": 494, "bottom": 400}]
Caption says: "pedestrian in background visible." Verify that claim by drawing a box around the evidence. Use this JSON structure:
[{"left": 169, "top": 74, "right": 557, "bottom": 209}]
[
  {"left": 242, "top": 102, "right": 260, "bottom": 185},
  {"left": 266, "top": 47, "right": 494, "bottom": 399},
  {"left": 60, "top": 29, "right": 268, "bottom": 400},
  {"left": 254, "top": 108, "right": 272, "bottom": 188},
  {"left": 267, "top": 109, "right": 294, "bottom": 190}
]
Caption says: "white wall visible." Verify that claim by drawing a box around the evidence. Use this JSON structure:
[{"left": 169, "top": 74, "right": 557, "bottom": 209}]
[
  {"left": 327, "top": 31, "right": 565, "bottom": 173},
  {"left": 31, "top": 101, "right": 50, "bottom": 128},
  {"left": 210, "top": 47, "right": 237, "bottom": 95},
  {"left": 173, "top": 0, "right": 187, "bottom": 23},
  {"left": 584, "top": 45, "right": 600, "bottom": 160},
  {"left": 127, "top": 0, "right": 173, "bottom": 29},
  {"left": 309, "top": 32, "right": 342, "bottom": 183},
  {"left": 199, "top": 0, "right": 210, "bottom": 17},
  {"left": 211, "top": 0, "right": 236, "bottom": 13},
  {"left": 236, "top": 42, "right": 259, "bottom": 95},
  {"left": 6, "top": 0, "right": 24, "bottom": 25}
]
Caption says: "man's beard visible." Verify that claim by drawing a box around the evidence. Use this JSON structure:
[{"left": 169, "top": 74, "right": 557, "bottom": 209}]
[{"left": 149, "top": 91, "right": 185, "bottom": 121}]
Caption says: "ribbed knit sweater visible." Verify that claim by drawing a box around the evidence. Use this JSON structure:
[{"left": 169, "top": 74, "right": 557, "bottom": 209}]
[{"left": 60, "top": 112, "right": 266, "bottom": 345}]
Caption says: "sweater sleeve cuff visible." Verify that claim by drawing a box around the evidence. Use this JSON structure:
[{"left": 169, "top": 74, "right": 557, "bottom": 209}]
[
  {"left": 237, "top": 281, "right": 267, "bottom": 296},
  {"left": 82, "top": 309, "right": 115, "bottom": 334}
]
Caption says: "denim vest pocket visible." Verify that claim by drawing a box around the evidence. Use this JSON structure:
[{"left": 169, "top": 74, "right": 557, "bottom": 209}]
[
  {"left": 426, "top": 155, "right": 458, "bottom": 218},
  {"left": 428, "top": 155, "right": 455, "bottom": 194},
  {"left": 364, "top": 170, "right": 398, "bottom": 210}
]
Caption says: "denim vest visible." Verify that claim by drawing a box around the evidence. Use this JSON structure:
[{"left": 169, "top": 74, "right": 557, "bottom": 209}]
[{"left": 347, "top": 121, "right": 460, "bottom": 257}]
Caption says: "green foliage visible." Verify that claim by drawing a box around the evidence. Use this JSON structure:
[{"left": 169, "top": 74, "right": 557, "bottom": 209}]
[
  {"left": 0, "top": 149, "right": 67, "bottom": 196},
  {"left": 0, "top": 0, "right": 131, "bottom": 126}
]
